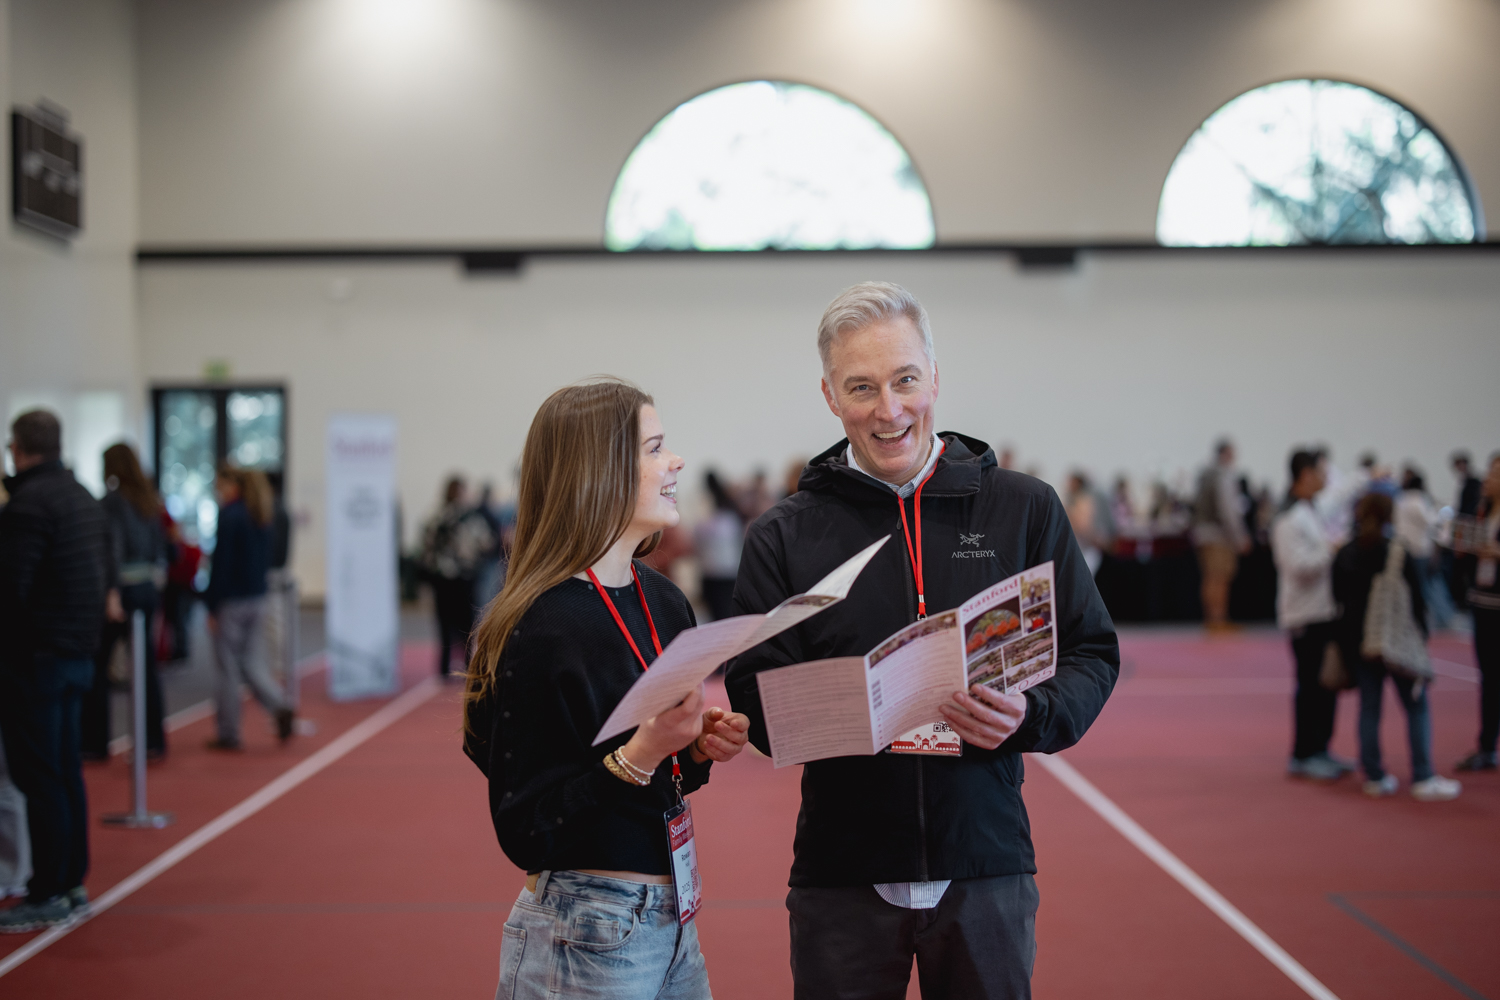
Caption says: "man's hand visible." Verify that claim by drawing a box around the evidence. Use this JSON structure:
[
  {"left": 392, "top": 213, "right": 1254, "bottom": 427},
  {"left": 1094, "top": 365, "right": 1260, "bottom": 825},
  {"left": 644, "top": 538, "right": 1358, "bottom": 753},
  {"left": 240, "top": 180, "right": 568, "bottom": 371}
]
[
  {"left": 106, "top": 588, "right": 126, "bottom": 623},
  {"left": 689, "top": 706, "right": 751, "bottom": 763},
  {"left": 938, "top": 685, "right": 1027, "bottom": 750}
]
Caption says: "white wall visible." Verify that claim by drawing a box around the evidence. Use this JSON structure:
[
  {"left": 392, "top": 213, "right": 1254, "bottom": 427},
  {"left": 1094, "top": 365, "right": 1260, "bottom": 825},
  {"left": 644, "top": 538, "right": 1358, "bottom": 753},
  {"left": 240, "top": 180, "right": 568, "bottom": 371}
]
[
  {"left": 0, "top": 0, "right": 140, "bottom": 493},
  {"left": 136, "top": 0, "right": 1500, "bottom": 245},
  {"left": 137, "top": 252, "right": 1500, "bottom": 596}
]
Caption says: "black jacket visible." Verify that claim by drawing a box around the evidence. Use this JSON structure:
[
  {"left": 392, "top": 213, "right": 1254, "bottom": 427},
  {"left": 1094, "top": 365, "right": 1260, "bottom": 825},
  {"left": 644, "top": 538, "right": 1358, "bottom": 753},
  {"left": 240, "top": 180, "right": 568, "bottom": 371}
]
[
  {"left": 726, "top": 433, "right": 1118, "bottom": 887},
  {"left": 205, "top": 499, "right": 270, "bottom": 611},
  {"left": 102, "top": 489, "right": 167, "bottom": 608},
  {"left": 0, "top": 461, "right": 111, "bottom": 660},
  {"left": 1332, "top": 537, "right": 1428, "bottom": 663},
  {"left": 464, "top": 563, "right": 712, "bottom": 875}
]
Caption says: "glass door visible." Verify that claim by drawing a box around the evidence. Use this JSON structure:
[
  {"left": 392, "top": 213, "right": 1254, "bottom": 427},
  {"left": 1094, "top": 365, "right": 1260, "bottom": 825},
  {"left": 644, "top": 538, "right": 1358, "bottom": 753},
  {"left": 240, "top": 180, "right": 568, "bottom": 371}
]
[{"left": 152, "top": 385, "right": 286, "bottom": 552}]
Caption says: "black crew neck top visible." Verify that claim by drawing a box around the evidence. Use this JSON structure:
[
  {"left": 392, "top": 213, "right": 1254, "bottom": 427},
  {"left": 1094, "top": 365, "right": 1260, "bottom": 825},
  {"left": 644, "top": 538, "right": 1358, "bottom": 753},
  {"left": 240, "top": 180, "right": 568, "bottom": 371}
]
[{"left": 463, "top": 562, "right": 711, "bottom": 875}]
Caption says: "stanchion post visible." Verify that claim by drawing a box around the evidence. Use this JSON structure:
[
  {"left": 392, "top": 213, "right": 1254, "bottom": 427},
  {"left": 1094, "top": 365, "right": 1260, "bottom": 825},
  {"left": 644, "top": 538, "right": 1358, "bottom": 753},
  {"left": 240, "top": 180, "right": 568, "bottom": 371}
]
[{"left": 102, "top": 609, "right": 174, "bottom": 830}]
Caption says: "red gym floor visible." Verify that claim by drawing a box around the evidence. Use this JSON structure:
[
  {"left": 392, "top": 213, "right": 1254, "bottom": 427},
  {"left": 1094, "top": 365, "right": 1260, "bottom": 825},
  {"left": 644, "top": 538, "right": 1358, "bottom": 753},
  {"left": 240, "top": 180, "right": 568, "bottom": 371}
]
[{"left": 1, "top": 628, "right": 1495, "bottom": 999}]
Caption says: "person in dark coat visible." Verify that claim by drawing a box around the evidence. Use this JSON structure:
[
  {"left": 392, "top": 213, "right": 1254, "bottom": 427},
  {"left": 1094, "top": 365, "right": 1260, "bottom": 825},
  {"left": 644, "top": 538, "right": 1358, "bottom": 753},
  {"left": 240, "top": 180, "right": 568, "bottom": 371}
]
[
  {"left": 0, "top": 410, "right": 111, "bottom": 932},
  {"left": 1332, "top": 492, "right": 1459, "bottom": 802},
  {"left": 81, "top": 443, "right": 169, "bottom": 759},
  {"left": 726, "top": 282, "right": 1119, "bottom": 1000}
]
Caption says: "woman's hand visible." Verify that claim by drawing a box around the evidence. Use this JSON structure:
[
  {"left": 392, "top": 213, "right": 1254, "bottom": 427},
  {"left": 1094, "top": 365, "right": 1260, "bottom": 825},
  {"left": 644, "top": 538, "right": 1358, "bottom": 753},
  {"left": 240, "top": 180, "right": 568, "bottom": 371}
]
[
  {"left": 938, "top": 685, "right": 1027, "bottom": 750},
  {"left": 620, "top": 685, "right": 705, "bottom": 774},
  {"left": 689, "top": 707, "right": 751, "bottom": 763}
]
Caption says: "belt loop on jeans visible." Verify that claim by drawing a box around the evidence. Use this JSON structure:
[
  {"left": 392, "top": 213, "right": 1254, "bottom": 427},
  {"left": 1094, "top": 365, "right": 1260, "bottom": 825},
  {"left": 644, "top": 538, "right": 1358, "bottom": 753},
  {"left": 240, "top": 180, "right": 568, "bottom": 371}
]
[{"left": 529, "top": 871, "right": 550, "bottom": 900}]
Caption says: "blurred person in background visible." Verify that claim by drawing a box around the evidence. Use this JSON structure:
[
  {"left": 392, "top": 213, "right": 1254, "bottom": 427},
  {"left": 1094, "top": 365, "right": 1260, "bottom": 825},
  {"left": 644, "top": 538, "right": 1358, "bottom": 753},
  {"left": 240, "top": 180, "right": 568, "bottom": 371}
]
[
  {"left": 1455, "top": 452, "right": 1500, "bottom": 772},
  {"left": 419, "top": 475, "right": 496, "bottom": 680},
  {"left": 1333, "top": 493, "right": 1459, "bottom": 801},
  {"left": 1110, "top": 476, "right": 1141, "bottom": 540},
  {"left": 206, "top": 467, "right": 294, "bottom": 750},
  {"left": 158, "top": 511, "right": 201, "bottom": 662},
  {"left": 0, "top": 736, "right": 28, "bottom": 900},
  {"left": 1396, "top": 467, "right": 1453, "bottom": 631},
  {"left": 782, "top": 456, "right": 807, "bottom": 500},
  {"left": 1193, "top": 439, "right": 1250, "bottom": 631},
  {"left": 0, "top": 410, "right": 111, "bottom": 931},
  {"left": 1272, "top": 450, "right": 1352, "bottom": 781},
  {"left": 694, "top": 471, "right": 744, "bottom": 621},
  {"left": 1065, "top": 471, "right": 1115, "bottom": 577},
  {"left": 1313, "top": 447, "right": 1362, "bottom": 544},
  {"left": 473, "top": 481, "right": 506, "bottom": 607},
  {"left": 81, "top": 443, "right": 169, "bottom": 761},
  {"left": 1446, "top": 451, "right": 1483, "bottom": 611},
  {"left": 738, "top": 468, "right": 776, "bottom": 524}
]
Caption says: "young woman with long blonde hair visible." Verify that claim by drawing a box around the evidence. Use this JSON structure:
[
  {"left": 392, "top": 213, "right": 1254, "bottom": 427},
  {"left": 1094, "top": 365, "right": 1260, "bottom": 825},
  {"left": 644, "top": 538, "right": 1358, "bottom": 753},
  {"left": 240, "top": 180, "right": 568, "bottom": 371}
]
[{"left": 464, "top": 379, "right": 749, "bottom": 1000}]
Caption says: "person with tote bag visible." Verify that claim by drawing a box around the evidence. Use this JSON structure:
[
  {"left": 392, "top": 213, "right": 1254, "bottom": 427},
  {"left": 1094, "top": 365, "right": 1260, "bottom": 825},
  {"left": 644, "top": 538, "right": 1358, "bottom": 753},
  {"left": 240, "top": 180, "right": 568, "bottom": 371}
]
[
  {"left": 1333, "top": 493, "right": 1460, "bottom": 801},
  {"left": 463, "top": 379, "right": 751, "bottom": 1000}
]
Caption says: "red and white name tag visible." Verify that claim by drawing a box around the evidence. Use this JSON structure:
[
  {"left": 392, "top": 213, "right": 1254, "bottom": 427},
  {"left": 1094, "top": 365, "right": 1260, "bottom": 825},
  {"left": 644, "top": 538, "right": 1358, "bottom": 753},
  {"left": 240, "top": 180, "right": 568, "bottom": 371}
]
[
  {"left": 887, "top": 720, "right": 963, "bottom": 756},
  {"left": 664, "top": 799, "right": 702, "bottom": 924}
]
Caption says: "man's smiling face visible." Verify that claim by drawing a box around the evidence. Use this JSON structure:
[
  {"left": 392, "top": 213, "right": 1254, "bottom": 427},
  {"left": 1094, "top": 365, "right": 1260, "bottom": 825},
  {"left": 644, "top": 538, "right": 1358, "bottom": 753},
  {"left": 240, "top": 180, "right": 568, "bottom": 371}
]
[{"left": 821, "top": 315, "right": 939, "bottom": 487}]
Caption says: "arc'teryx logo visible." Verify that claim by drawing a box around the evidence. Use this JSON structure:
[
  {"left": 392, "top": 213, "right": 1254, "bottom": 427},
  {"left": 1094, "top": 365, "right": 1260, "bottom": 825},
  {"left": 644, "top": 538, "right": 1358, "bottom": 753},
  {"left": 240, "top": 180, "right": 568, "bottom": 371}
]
[{"left": 954, "top": 531, "right": 995, "bottom": 559}]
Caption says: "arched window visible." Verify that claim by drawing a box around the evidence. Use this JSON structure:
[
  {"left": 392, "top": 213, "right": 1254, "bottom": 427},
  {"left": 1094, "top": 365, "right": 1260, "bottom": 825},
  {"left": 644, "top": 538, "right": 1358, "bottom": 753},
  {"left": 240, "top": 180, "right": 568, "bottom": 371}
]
[
  {"left": 1157, "top": 79, "right": 1482, "bottom": 246},
  {"left": 605, "top": 81, "right": 935, "bottom": 251}
]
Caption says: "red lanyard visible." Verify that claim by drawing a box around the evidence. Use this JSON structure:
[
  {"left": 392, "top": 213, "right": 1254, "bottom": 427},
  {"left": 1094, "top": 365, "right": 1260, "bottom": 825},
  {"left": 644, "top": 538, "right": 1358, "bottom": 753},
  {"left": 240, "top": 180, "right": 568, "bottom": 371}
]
[
  {"left": 895, "top": 440, "right": 946, "bottom": 620},
  {"left": 587, "top": 563, "right": 679, "bottom": 781}
]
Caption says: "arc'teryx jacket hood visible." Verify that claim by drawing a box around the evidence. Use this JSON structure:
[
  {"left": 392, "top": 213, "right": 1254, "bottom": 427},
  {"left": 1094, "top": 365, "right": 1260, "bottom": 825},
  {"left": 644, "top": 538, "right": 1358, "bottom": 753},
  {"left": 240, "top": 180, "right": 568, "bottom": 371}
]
[{"left": 727, "top": 432, "right": 1118, "bottom": 887}]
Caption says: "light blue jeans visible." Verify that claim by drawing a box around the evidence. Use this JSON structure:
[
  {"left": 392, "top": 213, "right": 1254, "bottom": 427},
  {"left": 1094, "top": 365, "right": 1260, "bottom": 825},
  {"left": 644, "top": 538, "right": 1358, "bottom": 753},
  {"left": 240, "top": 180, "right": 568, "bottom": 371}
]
[{"left": 496, "top": 870, "right": 712, "bottom": 1000}]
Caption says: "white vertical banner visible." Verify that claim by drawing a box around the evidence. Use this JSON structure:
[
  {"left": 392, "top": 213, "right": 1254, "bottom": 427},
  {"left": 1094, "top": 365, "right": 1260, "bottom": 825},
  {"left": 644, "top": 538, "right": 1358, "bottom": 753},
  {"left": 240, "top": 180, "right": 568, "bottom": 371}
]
[{"left": 325, "top": 414, "right": 399, "bottom": 700}]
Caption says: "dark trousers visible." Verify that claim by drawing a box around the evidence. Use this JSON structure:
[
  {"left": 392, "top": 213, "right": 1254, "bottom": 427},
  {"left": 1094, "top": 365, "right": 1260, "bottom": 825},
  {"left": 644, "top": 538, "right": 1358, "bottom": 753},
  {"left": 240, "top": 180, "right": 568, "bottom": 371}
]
[
  {"left": 81, "top": 593, "right": 166, "bottom": 756},
  {"left": 432, "top": 576, "right": 476, "bottom": 677},
  {"left": 1356, "top": 658, "right": 1433, "bottom": 782},
  {"left": 788, "top": 875, "right": 1038, "bottom": 1000},
  {"left": 0, "top": 654, "right": 94, "bottom": 902},
  {"left": 1473, "top": 608, "right": 1500, "bottom": 754},
  {"left": 1290, "top": 620, "right": 1339, "bottom": 760}
]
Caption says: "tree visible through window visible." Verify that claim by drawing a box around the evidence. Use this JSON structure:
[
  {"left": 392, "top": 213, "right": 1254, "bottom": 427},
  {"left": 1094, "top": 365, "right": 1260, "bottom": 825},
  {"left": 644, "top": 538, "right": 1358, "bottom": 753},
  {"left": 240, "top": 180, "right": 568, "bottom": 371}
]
[
  {"left": 1157, "top": 79, "right": 1482, "bottom": 246},
  {"left": 605, "top": 81, "right": 935, "bottom": 252}
]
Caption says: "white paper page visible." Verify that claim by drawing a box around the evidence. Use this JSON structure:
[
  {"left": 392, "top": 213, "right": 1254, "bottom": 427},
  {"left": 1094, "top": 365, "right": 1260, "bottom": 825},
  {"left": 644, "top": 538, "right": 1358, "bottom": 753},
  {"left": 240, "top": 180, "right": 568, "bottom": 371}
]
[
  {"left": 733, "top": 535, "right": 891, "bottom": 654},
  {"left": 864, "top": 610, "right": 966, "bottom": 749},
  {"left": 592, "top": 615, "right": 764, "bottom": 745},
  {"left": 755, "top": 657, "right": 873, "bottom": 767},
  {"left": 591, "top": 536, "right": 892, "bottom": 746}
]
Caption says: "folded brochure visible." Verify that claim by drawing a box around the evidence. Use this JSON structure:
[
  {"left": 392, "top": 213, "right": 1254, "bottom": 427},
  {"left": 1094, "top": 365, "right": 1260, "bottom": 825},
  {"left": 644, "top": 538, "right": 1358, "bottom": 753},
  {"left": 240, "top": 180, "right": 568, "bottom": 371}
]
[
  {"left": 754, "top": 561, "right": 1056, "bottom": 767},
  {"left": 592, "top": 535, "right": 891, "bottom": 746}
]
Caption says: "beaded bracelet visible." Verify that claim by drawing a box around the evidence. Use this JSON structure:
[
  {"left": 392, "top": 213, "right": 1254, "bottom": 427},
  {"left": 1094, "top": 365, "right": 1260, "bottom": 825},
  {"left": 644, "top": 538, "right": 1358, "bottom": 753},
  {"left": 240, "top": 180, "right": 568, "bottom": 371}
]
[{"left": 613, "top": 747, "right": 654, "bottom": 782}]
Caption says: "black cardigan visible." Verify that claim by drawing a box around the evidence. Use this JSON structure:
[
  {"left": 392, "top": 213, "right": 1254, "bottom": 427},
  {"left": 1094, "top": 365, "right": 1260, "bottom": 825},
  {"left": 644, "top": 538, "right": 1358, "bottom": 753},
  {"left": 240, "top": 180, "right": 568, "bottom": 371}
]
[{"left": 464, "top": 563, "right": 712, "bottom": 875}]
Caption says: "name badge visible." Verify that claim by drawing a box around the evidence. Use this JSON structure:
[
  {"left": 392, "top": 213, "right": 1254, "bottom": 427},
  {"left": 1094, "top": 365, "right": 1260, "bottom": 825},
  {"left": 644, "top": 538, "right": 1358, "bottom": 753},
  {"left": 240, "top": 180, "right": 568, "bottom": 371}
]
[
  {"left": 664, "top": 799, "right": 702, "bottom": 924},
  {"left": 886, "top": 720, "right": 963, "bottom": 756}
]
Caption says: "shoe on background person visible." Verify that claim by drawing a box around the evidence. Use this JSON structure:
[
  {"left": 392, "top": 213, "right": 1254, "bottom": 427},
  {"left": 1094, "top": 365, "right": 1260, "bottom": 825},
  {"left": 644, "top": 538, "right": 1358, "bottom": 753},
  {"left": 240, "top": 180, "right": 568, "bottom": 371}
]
[
  {"left": 1318, "top": 752, "right": 1358, "bottom": 774},
  {"left": 1410, "top": 775, "right": 1462, "bottom": 801},
  {"left": 1363, "top": 774, "right": 1399, "bottom": 797},
  {"left": 68, "top": 885, "right": 89, "bottom": 917},
  {"left": 1290, "top": 755, "right": 1345, "bottom": 781},
  {"left": 1454, "top": 751, "right": 1497, "bottom": 772},
  {"left": 204, "top": 737, "right": 243, "bottom": 752},
  {"left": 275, "top": 708, "right": 295, "bottom": 743},
  {"left": 0, "top": 894, "right": 73, "bottom": 933}
]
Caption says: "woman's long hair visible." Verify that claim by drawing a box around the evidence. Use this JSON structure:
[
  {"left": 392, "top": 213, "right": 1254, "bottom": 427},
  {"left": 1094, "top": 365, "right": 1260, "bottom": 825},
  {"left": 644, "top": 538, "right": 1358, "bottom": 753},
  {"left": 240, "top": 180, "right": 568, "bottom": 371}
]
[
  {"left": 1354, "top": 492, "right": 1393, "bottom": 547},
  {"left": 464, "top": 378, "right": 659, "bottom": 732},
  {"left": 218, "top": 464, "right": 275, "bottom": 527},
  {"left": 103, "top": 443, "right": 163, "bottom": 519}
]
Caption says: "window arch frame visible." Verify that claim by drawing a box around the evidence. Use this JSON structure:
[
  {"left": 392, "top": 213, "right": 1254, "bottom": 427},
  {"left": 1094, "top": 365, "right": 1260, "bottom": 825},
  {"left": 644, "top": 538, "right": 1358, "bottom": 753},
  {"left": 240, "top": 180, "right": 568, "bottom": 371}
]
[
  {"left": 1156, "top": 76, "right": 1486, "bottom": 247},
  {"left": 602, "top": 78, "right": 939, "bottom": 253}
]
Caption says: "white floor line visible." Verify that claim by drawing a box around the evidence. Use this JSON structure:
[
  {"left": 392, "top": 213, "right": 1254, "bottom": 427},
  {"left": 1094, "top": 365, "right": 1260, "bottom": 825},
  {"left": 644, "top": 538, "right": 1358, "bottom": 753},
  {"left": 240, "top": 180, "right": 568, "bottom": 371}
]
[
  {"left": 0, "top": 676, "right": 441, "bottom": 980},
  {"left": 1431, "top": 658, "right": 1481, "bottom": 684},
  {"left": 1030, "top": 753, "right": 1342, "bottom": 1000},
  {"left": 107, "top": 652, "right": 329, "bottom": 756}
]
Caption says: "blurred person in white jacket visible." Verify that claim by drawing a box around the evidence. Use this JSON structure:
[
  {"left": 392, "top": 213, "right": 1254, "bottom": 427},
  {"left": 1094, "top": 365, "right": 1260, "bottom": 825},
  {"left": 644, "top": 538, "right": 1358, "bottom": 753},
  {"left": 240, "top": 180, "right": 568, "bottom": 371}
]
[
  {"left": 1272, "top": 450, "right": 1354, "bottom": 782},
  {"left": 1396, "top": 468, "right": 1454, "bottom": 630}
]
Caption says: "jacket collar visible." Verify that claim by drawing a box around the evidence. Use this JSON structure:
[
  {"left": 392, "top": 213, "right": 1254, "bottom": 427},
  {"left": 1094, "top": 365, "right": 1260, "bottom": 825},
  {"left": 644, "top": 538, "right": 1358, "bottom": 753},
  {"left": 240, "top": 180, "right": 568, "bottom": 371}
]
[
  {"left": 800, "top": 431, "right": 993, "bottom": 502},
  {"left": 3, "top": 458, "right": 66, "bottom": 496}
]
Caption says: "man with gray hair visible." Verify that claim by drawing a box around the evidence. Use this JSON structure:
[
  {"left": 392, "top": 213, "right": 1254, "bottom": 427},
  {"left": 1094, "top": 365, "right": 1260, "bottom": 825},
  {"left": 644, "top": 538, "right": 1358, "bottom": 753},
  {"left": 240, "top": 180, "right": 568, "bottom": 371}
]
[{"left": 728, "top": 282, "right": 1118, "bottom": 998}]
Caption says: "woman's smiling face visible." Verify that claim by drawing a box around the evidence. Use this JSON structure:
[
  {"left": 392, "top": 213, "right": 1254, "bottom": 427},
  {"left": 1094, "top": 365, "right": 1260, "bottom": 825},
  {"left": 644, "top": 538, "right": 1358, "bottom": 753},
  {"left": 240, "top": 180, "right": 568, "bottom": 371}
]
[{"left": 630, "top": 405, "right": 684, "bottom": 537}]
